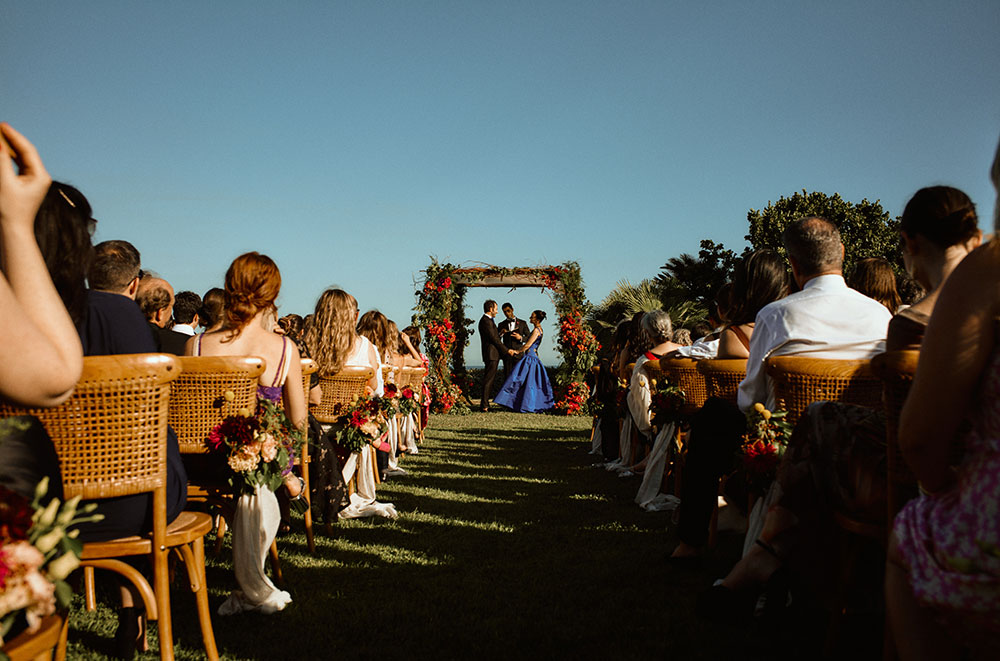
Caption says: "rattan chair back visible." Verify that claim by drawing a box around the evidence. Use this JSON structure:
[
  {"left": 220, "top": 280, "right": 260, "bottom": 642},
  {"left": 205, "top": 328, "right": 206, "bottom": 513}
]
[
  {"left": 697, "top": 359, "right": 748, "bottom": 406},
  {"left": 312, "top": 366, "right": 376, "bottom": 424},
  {"left": 398, "top": 366, "right": 427, "bottom": 395},
  {"left": 0, "top": 354, "right": 179, "bottom": 500},
  {"left": 168, "top": 356, "right": 265, "bottom": 454},
  {"left": 652, "top": 357, "right": 709, "bottom": 415},
  {"left": 300, "top": 358, "right": 318, "bottom": 403},
  {"left": 765, "top": 355, "right": 881, "bottom": 425},
  {"left": 871, "top": 350, "right": 920, "bottom": 519}
]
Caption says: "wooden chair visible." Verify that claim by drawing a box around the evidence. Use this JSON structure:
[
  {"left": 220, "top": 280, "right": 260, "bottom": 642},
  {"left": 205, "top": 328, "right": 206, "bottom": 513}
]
[
  {"left": 0, "top": 354, "right": 218, "bottom": 661},
  {"left": 168, "top": 356, "right": 283, "bottom": 580},
  {"left": 647, "top": 357, "right": 708, "bottom": 493},
  {"left": 765, "top": 356, "right": 882, "bottom": 425},
  {"left": 872, "top": 350, "right": 919, "bottom": 661},
  {"left": 312, "top": 367, "right": 377, "bottom": 493},
  {"left": 764, "top": 356, "right": 884, "bottom": 656},
  {"left": 0, "top": 612, "right": 66, "bottom": 661},
  {"left": 871, "top": 350, "right": 920, "bottom": 522},
  {"left": 697, "top": 358, "right": 747, "bottom": 406},
  {"left": 299, "top": 358, "right": 318, "bottom": 553},
  {"left": 398, "top": 366, "right": 428, "bottom": 447}
]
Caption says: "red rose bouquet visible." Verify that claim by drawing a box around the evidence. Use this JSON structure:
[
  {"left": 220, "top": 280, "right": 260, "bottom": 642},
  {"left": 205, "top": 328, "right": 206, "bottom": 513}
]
[
  {"left": 740, "top": 402, "right": 793, "bottom": 496},
  {"left": 329, "top": 393, "right": 389, "bottom": 453},
  {"left": 206, "top": 399, "right": 303, "bottom": 496}
]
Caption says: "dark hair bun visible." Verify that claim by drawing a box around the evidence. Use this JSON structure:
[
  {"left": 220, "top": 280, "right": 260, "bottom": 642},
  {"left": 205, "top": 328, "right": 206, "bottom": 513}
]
[
  {"left": 901, "top": 186, "right": 979, "bottom": 249},
  {"left": 533, "top": 309, "right": 547, "bottom": 322}
]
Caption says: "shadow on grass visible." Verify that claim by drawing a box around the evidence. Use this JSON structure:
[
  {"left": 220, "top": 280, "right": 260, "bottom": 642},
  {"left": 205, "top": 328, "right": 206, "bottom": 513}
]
[{"left": 63, "top": 412, "right": 875, "bottom": 660}]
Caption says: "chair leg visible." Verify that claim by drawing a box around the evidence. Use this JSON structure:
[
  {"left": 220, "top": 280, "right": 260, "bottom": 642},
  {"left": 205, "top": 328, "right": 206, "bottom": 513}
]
[
  {"left": 55, "top": 608, "right": 70, "bottom": 661},
  {"left": 824, "top": 532, "right": 862, "bottom": 656},
  {"left": 178, "top": 539, "right": 219, "bottom": 661},
  {"left": 153, "top": 547, "right": 174, "bottom": 661},
  {"left": 268, "top": 540, "right": 284, "bottom": 588},
  {"left": 301, "top": 452, "right": 315, "bottom": 554},
  {"left": 84, "top": 566, "right": 97, "bottom": 611},
  {"left": 213, "top": 516, "right": 227, "bottom": 556}
]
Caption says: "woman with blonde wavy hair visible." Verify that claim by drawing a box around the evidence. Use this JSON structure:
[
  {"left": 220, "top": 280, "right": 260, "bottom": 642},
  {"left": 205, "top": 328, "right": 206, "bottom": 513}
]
[
  {"left": 307, "top": 289, "right": 396, "bottom": 519},
  {"left": 185, "top": 252, "right": 304, "bottom": 615}
]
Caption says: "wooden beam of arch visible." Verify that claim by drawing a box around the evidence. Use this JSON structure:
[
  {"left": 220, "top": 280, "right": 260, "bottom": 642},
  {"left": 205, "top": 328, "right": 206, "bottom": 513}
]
[{"left": 449, "top": 267, "right": 561, "bottom": 289}]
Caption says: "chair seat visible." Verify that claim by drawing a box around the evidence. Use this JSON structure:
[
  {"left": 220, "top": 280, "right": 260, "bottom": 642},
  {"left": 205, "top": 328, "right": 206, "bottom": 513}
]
[{"left": 80, "top": 511, "right": 214, "bottom": 559}]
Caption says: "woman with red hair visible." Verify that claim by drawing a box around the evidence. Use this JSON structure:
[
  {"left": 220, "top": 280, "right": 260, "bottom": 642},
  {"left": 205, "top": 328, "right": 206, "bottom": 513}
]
[{"left": 186, "top": 251, "right": 305, "bottom": 615}]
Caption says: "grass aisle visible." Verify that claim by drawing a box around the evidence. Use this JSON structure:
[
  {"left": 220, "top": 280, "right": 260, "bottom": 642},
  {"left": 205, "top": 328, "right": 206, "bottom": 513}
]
[{"left": 67, "top": 412, "right": 793, "bottom": 660}]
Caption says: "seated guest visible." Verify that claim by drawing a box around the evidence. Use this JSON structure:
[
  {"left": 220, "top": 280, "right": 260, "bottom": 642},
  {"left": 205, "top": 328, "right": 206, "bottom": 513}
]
[
  {"left": 199, "top": 287, "right": 225, "bottom": 332},
  {"left": 674, "top": 283, "right": 733, "bottom": 359},
  {"left": 0, "top": 125, "right": 82, "bottom": 499},
  {"left": 849, "top": 257, "right": 902, "bottom": 314},
  {"left": 887, "top": 146, "right": 1000, "bottom": 658},
  {"left": 187, "top": 252, "right": 304, "bottom": 613},
  {"left": 22, "top": 168, "right": 187, "bottom": 652},
  {"left": 698, "top": 190, "right": 981, "bottom": 621},
  {"left": 624, "top": 311, "right": 682, "bottom": 495},
  {"left": 306, "top": 290, "right": 396, "bottom": 519},
  {"left": 136, "top": 274, "right": 187, "bottom": 354},
  {"left": 89, "top": 239, "right": 141, "bottom": 299},
  {"left": 80, "top": 239, "right": 155, "bottom": 355},
  {"left": 671, "top": 221, "right": 891, "bottom": 563},
  {"left": 171, "top": 291, "right": 201, "bottom": 336}
]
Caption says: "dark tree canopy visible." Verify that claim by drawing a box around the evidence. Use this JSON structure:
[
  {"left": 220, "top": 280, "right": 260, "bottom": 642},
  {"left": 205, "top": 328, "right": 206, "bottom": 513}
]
[
  {"left": 655, "top": 239, "right": 737, "bottom": 305},
  {"left": 745, "top": 190, "right": 900, "bottom": 276}
]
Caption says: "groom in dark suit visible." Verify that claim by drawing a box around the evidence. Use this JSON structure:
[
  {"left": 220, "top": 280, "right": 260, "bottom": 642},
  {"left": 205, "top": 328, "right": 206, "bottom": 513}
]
[
  {"left": 498, "top": 302, "right": 529, "bottom": 380},
  {"left": 478, "top": 300, "right": 514, "bottom": 412}
]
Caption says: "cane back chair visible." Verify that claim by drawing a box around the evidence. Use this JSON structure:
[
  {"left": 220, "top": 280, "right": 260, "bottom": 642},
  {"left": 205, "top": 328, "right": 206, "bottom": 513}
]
[
  {"left": 298, "top": 358, "right": 318, "bottom": 553},
  {"left": 168, "top": 356, "right": 284, "bottom": 578},
  {"left": 653, "top": 357, "right": 709, "bottom": 416},
  {"left": 0, "top": 354, "right": 218, "bottom": 661},
  {"left": 697, "top": 359, "right": 747, "bottom": 406},
  {"left": 764, "top": 356, "right": 882, "bottom": 426},
  {"left": 311, "top": 367, "right": 377, "bottom": 492}
]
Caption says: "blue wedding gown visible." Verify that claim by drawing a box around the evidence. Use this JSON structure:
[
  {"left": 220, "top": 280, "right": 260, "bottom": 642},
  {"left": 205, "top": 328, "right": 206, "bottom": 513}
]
[{"left": 494, "top": 334, "right": 554, "bottom": 413}]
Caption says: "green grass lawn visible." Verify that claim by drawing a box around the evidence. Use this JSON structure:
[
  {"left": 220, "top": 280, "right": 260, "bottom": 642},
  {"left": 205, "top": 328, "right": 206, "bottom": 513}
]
[{"left": 65, "top": 412, "right": 879, "bottom": 660}]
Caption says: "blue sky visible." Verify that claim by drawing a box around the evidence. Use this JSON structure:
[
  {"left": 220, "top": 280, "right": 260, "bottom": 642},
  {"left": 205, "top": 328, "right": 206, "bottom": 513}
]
[{"left": 4, "top": 1, "right": 998, "bottom": 365}]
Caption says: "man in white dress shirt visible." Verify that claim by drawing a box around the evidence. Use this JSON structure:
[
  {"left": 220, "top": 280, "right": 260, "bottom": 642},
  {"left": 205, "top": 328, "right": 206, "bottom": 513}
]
[
  {"left": 737, "top": 216, "right": 892, "bottom": 411},
  {"left": 670, "top": 216, "right": 891, "bottom": 562}
]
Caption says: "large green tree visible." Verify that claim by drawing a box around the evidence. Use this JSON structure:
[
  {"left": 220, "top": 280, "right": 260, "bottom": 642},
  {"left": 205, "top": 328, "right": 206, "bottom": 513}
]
[{"left": 745, "top": 190, "right": 900, "bottom": 275}]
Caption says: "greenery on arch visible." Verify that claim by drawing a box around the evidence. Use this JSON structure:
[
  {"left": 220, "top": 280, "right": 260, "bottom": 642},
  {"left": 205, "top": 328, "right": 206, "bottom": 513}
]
[{"left": 413, "top": 260, "right": 599, "bottom": 414}]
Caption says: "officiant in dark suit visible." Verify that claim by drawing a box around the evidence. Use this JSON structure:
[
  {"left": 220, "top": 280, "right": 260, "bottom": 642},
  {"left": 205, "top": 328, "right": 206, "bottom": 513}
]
[
  {"left": 478, "top": 299, "right": 514, "bottom": 412},
  {"left": 498, "top": 302, "right": 530, "bottom": 379}
]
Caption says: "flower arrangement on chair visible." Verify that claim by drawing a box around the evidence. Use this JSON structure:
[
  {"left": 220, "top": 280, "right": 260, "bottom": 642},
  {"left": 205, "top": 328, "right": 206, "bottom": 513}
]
[
  {"left": 739, "top": 402, "right": 793, "bottom": 497},
  {"left": 648, "top": 377, "right": 686, "bottom": 431},
  {"left": 327, "top": 394, "right": 391, "bottom": 454},
  {"left": 0, "top": 478, "right": 101, "bottom": 646},
  {"left": 205, "top": 399, "right": 303, "bottom": 496}
]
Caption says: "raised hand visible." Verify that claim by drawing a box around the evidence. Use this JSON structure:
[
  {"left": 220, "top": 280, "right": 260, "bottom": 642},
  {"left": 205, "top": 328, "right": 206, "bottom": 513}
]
[{"left": 0, "top": 123, "right": 52, "bottom": 233}]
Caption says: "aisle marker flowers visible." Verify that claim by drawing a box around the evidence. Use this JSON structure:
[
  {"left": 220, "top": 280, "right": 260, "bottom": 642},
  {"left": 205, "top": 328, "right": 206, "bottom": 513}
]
[
  {"left": 206, "top": 398, "right": 303, "bottom": 495},
  {"left": 1, "top": 478, "right": 102, "bottom": 646}
]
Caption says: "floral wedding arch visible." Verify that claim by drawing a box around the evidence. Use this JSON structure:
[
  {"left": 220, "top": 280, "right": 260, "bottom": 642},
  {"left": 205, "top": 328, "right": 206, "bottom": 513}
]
[{"left": 413, "top": 260, "right": 599, "bottom": 414}]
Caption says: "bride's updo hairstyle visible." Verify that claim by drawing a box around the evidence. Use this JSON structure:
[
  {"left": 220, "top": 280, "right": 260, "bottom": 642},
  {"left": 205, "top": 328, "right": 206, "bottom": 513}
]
[
  {"left": 900, "top": 186, "right": 979, "bottom": 250},
  {"left": 532, "top": 309, "right": 547, "bottom": 322},
  {"left": 306, "top": 288, "right": 358, "bottom": 377},
  {"left": 224, "top": 252, "right": 281, "bottom": 335}
]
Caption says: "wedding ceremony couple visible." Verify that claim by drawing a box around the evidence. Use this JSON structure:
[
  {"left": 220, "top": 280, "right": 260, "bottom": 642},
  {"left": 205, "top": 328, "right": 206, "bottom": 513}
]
[{"left": 478, "top": 300, "right": 554, "bottom": 413}]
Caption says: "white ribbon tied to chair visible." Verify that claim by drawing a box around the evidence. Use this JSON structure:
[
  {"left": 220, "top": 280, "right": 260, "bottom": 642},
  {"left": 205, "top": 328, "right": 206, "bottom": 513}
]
[
  {"left": 634, "top": 422, "right": 681, "bottom": 512},
  {"left": 218, "top": 485, "right": 292, "bottom": 615},
  {"left": 338, "top": 444, "right": 398, "bottom": 520},
  {"left": 400, "top": 413, "right": 419, "bottom": 454},
  {"left": 605, "top": 412, "right": 634, "bottom": 472}
]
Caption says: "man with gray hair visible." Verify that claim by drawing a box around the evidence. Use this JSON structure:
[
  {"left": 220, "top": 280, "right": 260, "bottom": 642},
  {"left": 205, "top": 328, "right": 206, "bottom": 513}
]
[
  {"left": 671, "top": 216, "right": 891, "bottom": 563},
  {"left": 738, "top": 216, "right": 892, "bottom": 410}
]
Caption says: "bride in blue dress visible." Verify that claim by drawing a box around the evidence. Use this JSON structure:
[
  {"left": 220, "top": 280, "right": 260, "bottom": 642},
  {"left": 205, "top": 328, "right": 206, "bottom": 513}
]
[{"left": 494, "top": 310, "right": 554, "bottom": 413}]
